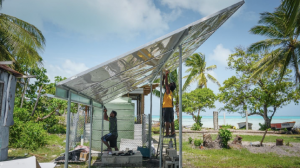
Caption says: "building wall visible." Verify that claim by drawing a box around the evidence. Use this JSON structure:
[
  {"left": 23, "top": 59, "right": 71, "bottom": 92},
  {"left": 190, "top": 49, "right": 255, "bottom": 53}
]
[{"left": 0, "top": 70, "right": 17, "bottom": 161}]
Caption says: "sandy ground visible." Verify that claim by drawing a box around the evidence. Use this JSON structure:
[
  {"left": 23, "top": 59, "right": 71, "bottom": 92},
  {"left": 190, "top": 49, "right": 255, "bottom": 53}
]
[{"left": 243, "top": 142, "right": 300, "bottom": 157}]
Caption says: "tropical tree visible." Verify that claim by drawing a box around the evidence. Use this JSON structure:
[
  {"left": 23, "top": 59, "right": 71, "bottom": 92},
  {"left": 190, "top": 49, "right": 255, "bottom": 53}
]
[
  {"left": 281, "top": 0, "right": 300, "bottom": 30},
  {"left": 183, "top": 52, "right": 220, "bottom": 90},
  {"left": 248, "top": 5, "right": 300, "bottom": 83},
  {"left": 0, "top": 1, "right": 45, "bottom": 71},
  {"left": 219, "top": 48, "right": 300, "bottom": 128},
  {"left": 182, "top": 88, "right": 216, "bottom": 129}
]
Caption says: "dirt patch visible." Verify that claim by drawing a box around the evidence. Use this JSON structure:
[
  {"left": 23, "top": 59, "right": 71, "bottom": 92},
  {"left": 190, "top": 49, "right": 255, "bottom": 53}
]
[{"left": 243, "top": 142, "right": 300, "bottom": 157}]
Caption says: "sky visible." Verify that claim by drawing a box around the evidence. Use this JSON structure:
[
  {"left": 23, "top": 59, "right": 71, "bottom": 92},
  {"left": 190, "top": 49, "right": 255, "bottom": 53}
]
[{"left": 2, "top": 0, "right": 299, "bottom": 116}]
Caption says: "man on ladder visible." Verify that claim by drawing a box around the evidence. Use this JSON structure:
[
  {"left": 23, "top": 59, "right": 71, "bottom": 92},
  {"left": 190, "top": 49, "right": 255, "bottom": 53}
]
[{"left": 163, "top": 70, "right": 176, "bottom": 137}]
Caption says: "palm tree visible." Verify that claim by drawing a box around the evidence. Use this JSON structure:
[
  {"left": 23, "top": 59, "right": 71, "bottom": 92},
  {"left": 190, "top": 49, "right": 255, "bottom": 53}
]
[
  {"left": 0, "top": 1, "right": 45, "bottom": 71},
  {"left": 281, "top": 0, "right": 300, "bottom": 30},
  {"left": 248, "top": 6, "right": 300, "bottom": 83},
  {"left": 183, "top": 52, "right": 220, "bottom": 90}
]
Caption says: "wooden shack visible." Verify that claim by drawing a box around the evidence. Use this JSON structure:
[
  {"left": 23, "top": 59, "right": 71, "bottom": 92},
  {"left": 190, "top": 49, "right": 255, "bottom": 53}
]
[{"left": 0, "top": 65, "right": 22, "bottom": 161}]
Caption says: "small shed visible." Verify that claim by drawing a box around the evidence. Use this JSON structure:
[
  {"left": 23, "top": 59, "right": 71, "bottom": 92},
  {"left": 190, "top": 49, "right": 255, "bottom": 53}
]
[{"left": 0, "top": 65, "right": 22, "bottom": 161}]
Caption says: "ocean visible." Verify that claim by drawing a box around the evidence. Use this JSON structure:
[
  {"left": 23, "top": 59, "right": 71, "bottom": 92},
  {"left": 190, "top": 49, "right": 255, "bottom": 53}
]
[{"left": 151, "top": 115, "right": 300, "bottom": 130}]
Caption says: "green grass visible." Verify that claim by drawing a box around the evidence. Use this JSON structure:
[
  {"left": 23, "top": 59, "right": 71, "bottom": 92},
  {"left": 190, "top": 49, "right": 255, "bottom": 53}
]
[
  {"left": 8, "top": 133, "right": 67, "bottom": 162},
  {"left": 182, "top": 141, "right": 300, "bottom": 167},
  {"left": 210, "top": 134, "right": 300, "bottom": 143}
]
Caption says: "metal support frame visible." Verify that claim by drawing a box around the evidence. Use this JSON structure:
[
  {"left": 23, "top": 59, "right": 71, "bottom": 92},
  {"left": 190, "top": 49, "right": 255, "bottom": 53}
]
[
  {"left": 148, "top": 83, "right": 153, "bottom": 158},
  {"left": 159, "top": 71, "right": 163, "bottom": 168},
  {"left": 101, "top": 105, "right": 104, "bottom": 156},
  {"left": 64, "top": 90, "right": 71, "bottom": 168},
  {"left": 88, "top": 102, "right": 93, "bottom": 168},
  {"left": 179, "top": 45, "right": 183, "bottom": 168}
]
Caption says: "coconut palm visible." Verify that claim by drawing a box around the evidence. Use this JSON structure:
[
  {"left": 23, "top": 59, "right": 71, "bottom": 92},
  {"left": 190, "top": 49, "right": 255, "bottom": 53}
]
[
  {"left": 248, "top": 6, "right": 300, "bottom": 83},
  {"left": 0, "top": 1, "right": 45, "bottom": 71},
  {"left": 183, "top": 52, "right": 221, "bottom": 90},
  {"left": 281, "top": 0, "right": 300, "bottom": 30}
]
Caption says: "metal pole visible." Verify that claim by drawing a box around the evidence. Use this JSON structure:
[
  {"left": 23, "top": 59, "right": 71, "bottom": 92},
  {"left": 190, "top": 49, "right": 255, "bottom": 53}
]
[
  {"left": 179, "top": 45, "right": 183, "bottom": 168},
  {"left": 246, "top": 111, "right": 248, "bottom": 130},
  {"left": 88, "top": 101, "right": 93, "bottom": 168},
  {"left": 101, "top": 105, "right": 104, "bottom": 156},
  {"left": 149, "top": 83, "right": 153, "bottom": 158},
  {"left": 159, "top": 71, "right": 163, "bottom": 168},
  {"left": 64, "top": 90, "right": 71, "bottom": 168}
]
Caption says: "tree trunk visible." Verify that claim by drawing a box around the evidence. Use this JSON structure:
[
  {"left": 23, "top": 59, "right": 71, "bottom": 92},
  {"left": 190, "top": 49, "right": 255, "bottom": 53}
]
[
  {"left": 260, "top": 129, "right": 268, "bottom": 146},
  {"left": 31, "top": 85, "right": 43, "bottom": 116},
  {"left": 264, "top": 117, "right": 271, "bottom": 129},
  {"left": 36, "top": 104, "right": 62, "bottom": 122},
  {"left": 20, "top": 78, "right": 29, "bottom": 108},
  {"left": 293, "top": 54, "right": 300, "bottom": 83}
]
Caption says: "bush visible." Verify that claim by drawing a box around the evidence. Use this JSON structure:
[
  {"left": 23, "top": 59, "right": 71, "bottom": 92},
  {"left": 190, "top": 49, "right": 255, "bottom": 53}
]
[
  {"left": 259, "top": 123, "right": 270, "bottom": 130},
  {"left": 191, "top": 123, "right": 202, "bottom": 131},
  {"left": 220, "top": 124, "right": 234, "bottom": 129},
  {"left": 194, "top": 139, "right": 202, "bottom": 146},
  {"left": 48, "top": 124, "right": 66, "bottom": 134},
  {"left": 218, "top": 128, "right": 232, "bottom": 148},
  {"left": 174, "top": 119, "right": 179, "bottom": 130},
  {"left": 188, "top": 137, "right": 193, "bottom": 144},
  {"left": 152, "top": 127, "right": 160, "bottom": 133},
  {"left": 10, "top": 119, "right": 48, "bottom": 150}
]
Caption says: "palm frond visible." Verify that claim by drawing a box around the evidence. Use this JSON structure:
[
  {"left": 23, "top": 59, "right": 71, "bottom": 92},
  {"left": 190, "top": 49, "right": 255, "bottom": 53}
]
[
  {"left": 248, "top": 39, "right": 283, "bottom": 54},
  {"left": 206, "top": 65, "right": 217, "bottom": 71},
  {"left": 207, "top": 73, "right": 221, "bottom": 87}
]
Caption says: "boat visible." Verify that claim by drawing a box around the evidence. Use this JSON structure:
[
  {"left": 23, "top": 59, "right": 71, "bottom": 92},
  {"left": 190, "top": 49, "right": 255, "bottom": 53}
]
[
  {"left": 271, "top": 121, "right": 296, "bottom": 130},
  {"left": 237, "top": 122, "right": 253, "bottom": 129}
]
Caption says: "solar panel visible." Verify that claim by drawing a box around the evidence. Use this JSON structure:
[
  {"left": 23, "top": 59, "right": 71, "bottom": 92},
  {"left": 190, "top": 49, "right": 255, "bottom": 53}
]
[{"left": 56, "top": 1, "right": 244, "bottom": 104}]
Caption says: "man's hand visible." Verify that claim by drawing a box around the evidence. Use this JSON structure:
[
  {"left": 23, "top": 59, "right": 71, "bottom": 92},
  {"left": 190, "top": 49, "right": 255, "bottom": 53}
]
[
  {"left": 103, "top": 108, "right": 107, "bottom": 113},
  {"left": 165, "top": 70, "right": 169, "bottom": 75}
]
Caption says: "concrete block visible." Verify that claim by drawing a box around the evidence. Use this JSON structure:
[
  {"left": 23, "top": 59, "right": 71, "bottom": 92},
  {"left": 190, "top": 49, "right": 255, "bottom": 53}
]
[
  {"left": 0, "top": 147, "right": 8, "bottom": 161},
  {"left": 166, "top": 149, "right": 177, "bottom": 158},
  {"left": 101, "top": 154, "right": 115, "bottom": 164},
  {"left": 129, "top": 153, "right": 142, "bottom": 164}
]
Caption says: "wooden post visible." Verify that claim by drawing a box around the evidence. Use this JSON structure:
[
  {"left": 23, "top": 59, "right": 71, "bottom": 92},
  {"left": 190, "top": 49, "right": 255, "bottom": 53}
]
[{"left": 213, "top": 111, "right": 218, "bottom": 130}]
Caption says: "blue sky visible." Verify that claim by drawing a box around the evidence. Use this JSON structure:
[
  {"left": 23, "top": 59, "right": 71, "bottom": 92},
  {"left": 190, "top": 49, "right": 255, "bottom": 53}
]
[{"left": 2, "top": 0, "right": 299, "bottom": 116}]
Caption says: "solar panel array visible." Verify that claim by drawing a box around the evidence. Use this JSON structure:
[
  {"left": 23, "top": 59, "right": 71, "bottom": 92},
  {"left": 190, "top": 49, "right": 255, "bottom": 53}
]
[{"left": 56, "top": 1, "right": 244, "bottom": 104}]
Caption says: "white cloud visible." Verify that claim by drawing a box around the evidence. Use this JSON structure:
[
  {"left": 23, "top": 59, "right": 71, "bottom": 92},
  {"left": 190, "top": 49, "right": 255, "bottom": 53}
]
[
  {"left": 161, "top": 0, "right": 242, "bottom": 16},
  {"left": 209, "top": 44, "right": 232, "bottom": 66},
  {"left": 2, "top": 0, "right": 173, "bottom": 39},
  {"left": 45, "top": 59, "right": 89, "bottom": 82}
]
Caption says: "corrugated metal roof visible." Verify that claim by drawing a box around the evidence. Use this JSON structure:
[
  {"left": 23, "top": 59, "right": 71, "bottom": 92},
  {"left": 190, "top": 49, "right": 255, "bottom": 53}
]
[{"left": 0, "top": 65, "right": 23, "bottom": 77}]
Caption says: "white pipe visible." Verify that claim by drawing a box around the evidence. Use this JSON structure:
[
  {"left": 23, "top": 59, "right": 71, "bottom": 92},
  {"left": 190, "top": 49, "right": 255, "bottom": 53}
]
[{"left": 179, "top": 45, "right": 183, "bottom": 168}]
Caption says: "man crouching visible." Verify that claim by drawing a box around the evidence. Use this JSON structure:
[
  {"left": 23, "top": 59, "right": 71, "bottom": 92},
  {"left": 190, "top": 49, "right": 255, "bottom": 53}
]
[{"left": 101, "top": 107, "right": 118, "bottom": 151}]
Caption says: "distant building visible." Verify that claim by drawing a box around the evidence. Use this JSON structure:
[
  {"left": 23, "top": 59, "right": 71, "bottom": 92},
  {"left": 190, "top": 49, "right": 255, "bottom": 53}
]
[{"left": 0, "top": 65, "right": 22, "bottom": 161}]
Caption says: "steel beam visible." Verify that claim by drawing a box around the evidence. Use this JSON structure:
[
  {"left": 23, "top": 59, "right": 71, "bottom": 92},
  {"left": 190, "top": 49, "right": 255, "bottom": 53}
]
[
  {"left": 159, "top": 71, "right": 163, "bottom": 168},
  {"left": 88, "top": 101, "right": 93, "bottom": 168},
  {"left": 149, "top": 83, "right": 153, "bottom": 158},
  {"left": 179, "top": 45, "right": 183, "bottom": 168},
  {"left": 64, "top": 90, "right": 71, "bottom": 168}
]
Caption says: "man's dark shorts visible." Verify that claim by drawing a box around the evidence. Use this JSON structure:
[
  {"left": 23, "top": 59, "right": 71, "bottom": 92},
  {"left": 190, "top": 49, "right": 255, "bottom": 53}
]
[
  {"left": 163, "top": 108, "right": 174, "bottom": 123},
  {"left": 101, "top": 133, "right": 118, "bottom": 147}
]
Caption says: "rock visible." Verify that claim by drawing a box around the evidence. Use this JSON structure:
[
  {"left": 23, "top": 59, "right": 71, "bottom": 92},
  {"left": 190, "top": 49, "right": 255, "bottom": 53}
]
[
  {"left": 52, "top": 155, "right": 57, "bottom": 158},
  {"left": 232, "top": 135, "right": 243, "bottom": 145},
  {"left": 203, "top": 134, "right": 222, "bottom": 149},
  {"left": 251, "top": 141, "right": 261, "bottom": 147}
]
